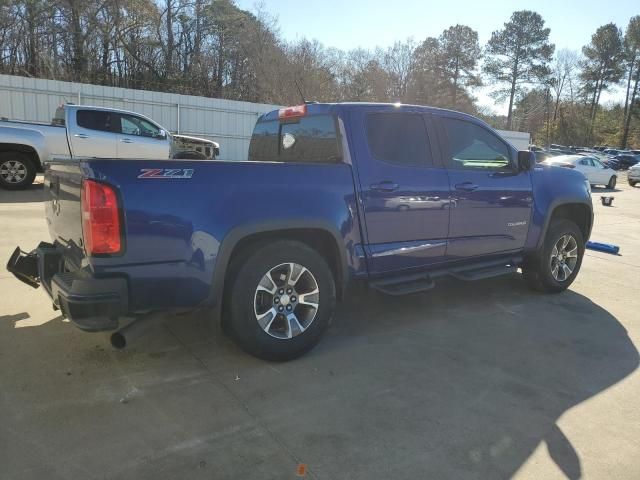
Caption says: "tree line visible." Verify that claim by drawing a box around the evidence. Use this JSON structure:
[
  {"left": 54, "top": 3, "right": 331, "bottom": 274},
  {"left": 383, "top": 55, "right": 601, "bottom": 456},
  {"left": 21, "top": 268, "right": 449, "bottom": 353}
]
[{"left": 0, "top": 1, "right": 638, "bottom": 148}]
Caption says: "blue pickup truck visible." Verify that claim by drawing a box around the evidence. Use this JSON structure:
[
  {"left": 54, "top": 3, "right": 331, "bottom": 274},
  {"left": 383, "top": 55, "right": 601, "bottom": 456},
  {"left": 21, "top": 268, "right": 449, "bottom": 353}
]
[{"left": 7, "top": 102, "right": 593, "bottom": 360}]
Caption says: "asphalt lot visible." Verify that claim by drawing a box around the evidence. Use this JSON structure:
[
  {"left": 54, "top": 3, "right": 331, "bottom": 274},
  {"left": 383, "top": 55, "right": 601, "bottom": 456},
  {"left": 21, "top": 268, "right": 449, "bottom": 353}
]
[{"left": 1, "top": 175, "right": 639, "bottom": 480}]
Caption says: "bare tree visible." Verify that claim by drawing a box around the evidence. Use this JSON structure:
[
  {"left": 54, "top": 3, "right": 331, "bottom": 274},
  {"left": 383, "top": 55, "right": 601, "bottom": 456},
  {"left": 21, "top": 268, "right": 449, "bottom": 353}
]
[{"left": 381, "top": 39, "right": 416, "bottom": 101}]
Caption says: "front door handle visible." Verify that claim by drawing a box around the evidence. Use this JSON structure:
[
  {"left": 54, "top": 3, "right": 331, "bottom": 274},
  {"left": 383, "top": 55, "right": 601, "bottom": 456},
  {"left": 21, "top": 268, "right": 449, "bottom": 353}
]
[
  {"left": 120, "top": 138, "right": 133, "bottom": 144},
  {"left": 370, "top": 181, "right": 399, "bottom": 192},
  {"left": 74, "top": 134, "right": 89, "bottom": 139},
  {"left": 455, "top": 182, "right": 479, "bottom": 192}
]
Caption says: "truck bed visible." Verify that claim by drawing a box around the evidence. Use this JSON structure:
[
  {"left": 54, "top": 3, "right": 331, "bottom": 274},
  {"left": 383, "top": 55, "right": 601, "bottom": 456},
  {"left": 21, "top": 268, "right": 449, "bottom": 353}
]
[
  {"left": 44, "top": 158, "right": 364, "bottom": 312},
  {"left": 0, "top": 118, "right": 63, "bottom": 128}
]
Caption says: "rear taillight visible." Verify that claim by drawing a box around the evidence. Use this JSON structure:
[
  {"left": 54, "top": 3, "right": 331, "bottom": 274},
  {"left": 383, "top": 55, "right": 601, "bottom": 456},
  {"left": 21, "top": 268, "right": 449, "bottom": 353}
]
[{"left": 81, "top": 179, "right": 122, "bottom": 255}]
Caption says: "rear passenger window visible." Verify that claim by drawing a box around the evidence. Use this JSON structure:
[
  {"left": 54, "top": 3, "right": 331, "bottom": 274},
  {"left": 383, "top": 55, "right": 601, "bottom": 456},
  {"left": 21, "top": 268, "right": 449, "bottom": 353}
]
[
  {"left": 77, "top": 110, "right": 115, "bottom": 133},
  {"left": 366, "top": 113, "right": 432, "bottom": 166},
  {"left": 441, "top": 117, "right": 511, "bottom": 170},
  {"left": 248, "top": 115, "right": 341, "bottom": 163}
]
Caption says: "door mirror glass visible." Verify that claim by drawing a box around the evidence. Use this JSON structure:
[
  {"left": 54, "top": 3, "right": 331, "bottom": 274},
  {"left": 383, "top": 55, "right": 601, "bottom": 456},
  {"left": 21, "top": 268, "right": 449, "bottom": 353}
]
[
  {"left": 517, "top": 150, "right": 532, "bottom": 171},
  {"left": 156, "top": 129, "right": 167, "bottom": 140}
]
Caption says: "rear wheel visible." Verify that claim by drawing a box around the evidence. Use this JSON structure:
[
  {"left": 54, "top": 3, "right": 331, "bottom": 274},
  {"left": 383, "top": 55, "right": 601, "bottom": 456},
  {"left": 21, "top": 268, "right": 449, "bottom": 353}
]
[
  {"left": 225, "top": 241, "right": 336, "bottom": 361},
  {"left": 607, "top": 176, "right": 616, "bottom": 189},
  {"left": 523, "top": 219, "right": 584, "bottom": 293},
  {"left": 0, "top": 152, "right": 36, "bottom": 190}
]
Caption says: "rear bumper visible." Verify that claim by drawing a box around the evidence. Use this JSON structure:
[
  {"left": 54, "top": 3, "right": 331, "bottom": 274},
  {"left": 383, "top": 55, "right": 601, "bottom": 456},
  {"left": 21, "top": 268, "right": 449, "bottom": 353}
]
[
  {"left": 6, "top": 243, "right": 127, "bottom": 332},
  {"left": 628, "top": 170, "right": 640, "bottom": 181}
]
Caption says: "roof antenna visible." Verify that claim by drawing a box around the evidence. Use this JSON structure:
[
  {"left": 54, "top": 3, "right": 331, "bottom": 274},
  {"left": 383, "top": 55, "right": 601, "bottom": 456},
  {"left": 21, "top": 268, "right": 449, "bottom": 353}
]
[
  {"left": 293, "top": 78, "right": 319, "bottom": 105},
  {"left": 294, "top": 79, "right": 307, "bottom": 104}
]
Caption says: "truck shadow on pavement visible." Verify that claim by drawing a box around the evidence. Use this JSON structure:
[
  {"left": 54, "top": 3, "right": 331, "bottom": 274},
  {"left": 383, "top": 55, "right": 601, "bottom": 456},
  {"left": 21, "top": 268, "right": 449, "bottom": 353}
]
[
  {"left": 0, "top": 274, "right": 637, "bottom": 479},
  {"left": 0, "top": 182, "right": 44, "bottom": 203},
  {"left": 309, "top": 275, "right": 639, "bottom": 479}
]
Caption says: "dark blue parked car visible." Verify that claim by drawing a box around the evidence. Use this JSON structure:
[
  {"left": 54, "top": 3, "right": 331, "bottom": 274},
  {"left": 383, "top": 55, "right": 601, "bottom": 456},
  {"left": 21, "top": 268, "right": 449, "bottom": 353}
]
[
  {"left": 614, "top": 154, "right": 639, "bottom": 170},
  {"left": 7, "top": 103, "right": 593, "bottom": 360}
]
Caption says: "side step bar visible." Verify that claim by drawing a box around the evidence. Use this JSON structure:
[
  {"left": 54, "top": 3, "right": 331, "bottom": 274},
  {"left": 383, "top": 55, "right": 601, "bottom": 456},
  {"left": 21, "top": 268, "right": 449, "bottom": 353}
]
[
  {"left": 370, "top": 256, "right": 522, "bottom": 295},
  {"left": 449, "top": 264, "right": 518, "bottom": 281}
]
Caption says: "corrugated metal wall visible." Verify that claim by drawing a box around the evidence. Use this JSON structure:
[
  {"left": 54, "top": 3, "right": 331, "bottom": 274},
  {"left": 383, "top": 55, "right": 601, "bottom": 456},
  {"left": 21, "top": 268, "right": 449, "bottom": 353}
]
[{"left": 0, "top": 74, "right": 280, "bottom": 161}]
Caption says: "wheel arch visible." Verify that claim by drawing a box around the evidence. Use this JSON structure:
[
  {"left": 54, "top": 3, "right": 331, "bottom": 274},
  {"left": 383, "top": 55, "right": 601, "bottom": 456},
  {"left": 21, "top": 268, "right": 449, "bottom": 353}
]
[
  {"left": 0, "top": 143, "right": 42, "bottom": 172},
  {"left": 208, "top": 220, "right": 349, "bottom": 315},
  {"left": 537, "top": 200, "right": 593, "bottom": 250}
]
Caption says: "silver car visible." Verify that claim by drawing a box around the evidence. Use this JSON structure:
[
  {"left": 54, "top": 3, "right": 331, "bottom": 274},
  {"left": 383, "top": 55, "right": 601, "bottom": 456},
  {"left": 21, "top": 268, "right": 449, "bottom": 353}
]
[{"left": 628, "top": 163, "right": 640, "bottom": 187}]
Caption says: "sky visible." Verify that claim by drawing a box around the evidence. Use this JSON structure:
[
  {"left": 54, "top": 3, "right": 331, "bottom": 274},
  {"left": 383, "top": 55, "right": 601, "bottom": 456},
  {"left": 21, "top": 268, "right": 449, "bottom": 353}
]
[{"left": 235, "top": 0, "right": 638, "bottom": 113}]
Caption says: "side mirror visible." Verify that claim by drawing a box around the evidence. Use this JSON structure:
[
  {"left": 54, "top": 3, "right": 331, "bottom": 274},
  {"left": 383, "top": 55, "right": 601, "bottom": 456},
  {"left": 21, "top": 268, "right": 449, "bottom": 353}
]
[
  {"left": 156, "top": 129, "right": 167, "bottom": 140},
  {"left": 517, "top": 150, "right": 532, "bottom": 171}
]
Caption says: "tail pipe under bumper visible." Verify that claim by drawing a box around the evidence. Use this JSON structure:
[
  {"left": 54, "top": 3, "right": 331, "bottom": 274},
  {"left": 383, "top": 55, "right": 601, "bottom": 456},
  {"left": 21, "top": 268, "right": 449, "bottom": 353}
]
[{"left": 110, "top": 314, "right": 166, "bottom": 350}]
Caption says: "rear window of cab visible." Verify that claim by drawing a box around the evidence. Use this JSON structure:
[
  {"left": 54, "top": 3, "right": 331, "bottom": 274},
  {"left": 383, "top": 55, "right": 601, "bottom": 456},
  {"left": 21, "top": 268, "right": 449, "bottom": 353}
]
[{"left": 248, "top": 114, "right": 341, "bottom": 163}]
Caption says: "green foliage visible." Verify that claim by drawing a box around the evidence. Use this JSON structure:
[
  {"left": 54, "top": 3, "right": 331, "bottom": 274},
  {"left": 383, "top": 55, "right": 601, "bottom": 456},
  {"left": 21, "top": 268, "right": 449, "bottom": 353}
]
[
  {"left": 438, "top": 25, "right": 482, "bottom": 106},
  {"left": 581, "top": 23, "right": 625, "bottom": 90},
  {"left": 484, "top": 10, "right": 554, "bottom": 128}
]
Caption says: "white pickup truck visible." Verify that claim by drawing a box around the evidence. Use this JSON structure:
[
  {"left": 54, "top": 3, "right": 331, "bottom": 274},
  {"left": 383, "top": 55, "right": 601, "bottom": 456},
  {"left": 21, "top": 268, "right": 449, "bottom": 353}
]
[{"left": 0, "top": 104, "right": 220, "bottom": 189}]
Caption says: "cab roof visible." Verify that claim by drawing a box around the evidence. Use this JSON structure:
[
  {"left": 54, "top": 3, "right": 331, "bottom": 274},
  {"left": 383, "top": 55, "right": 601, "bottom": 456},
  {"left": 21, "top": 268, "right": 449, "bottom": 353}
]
[{"left": 257, "top": 102, "right": 486, "bottom": 127}]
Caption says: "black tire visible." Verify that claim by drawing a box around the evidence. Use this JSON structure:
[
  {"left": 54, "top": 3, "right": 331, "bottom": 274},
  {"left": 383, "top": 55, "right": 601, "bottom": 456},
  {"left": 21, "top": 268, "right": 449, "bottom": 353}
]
[
  {"left": 629, "top": 180, "right": 638, "bottom": 187},
  {"left": 225, "top": 240, "right": 336, "bottom": 361},
  {"left": 607, "top": 176, "right": 617, "bottom": 189},
  {"left": 173, "top": 151, "right": 206, "bottom": 160},
  {"left": 523, "top": 219, "right": 585, "bottom": 293},
  {"left": 0, "top": 152, "right": 37, "bottom": 190}
]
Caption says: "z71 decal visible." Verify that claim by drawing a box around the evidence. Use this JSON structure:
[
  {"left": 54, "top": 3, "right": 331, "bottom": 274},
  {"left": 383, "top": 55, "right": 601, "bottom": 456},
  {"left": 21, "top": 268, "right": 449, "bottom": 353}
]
[{"left": 138, "top": 168, "right": 195, "bottom": 179}]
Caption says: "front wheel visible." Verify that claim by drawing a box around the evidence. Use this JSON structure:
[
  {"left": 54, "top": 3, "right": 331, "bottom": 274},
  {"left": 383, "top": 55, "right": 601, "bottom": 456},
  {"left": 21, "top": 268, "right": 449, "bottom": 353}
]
[
  {"left": 225, "top": 241, "right": 336, "bottom": 361},
  {"left": 607, "top": 176, "right": 617, "bottom": 189},
  {"left": 523, "top": 219, "right": 585, "bottom": 293}
]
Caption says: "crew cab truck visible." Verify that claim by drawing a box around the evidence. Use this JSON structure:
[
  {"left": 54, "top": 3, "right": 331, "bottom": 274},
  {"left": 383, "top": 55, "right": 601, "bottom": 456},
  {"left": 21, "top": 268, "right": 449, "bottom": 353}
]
[
  {"left": 7, "top": 102, "right": 593, "bottom": 361},
  {"left": 0, "top": 104, "right": 220, "bottom": 189}
]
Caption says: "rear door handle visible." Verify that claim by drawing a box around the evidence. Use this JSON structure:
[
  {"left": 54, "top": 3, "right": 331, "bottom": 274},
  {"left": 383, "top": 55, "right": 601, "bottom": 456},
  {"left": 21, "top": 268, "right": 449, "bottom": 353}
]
[
  {"left": 73, "top": 134, "right": 88, "bottom": 139},
  {"left": 120, "top": 138, "right": 133, "bottom": 144},
  {"left": 455, "top": 182, "right": 479, "bottom": 192},
  {"left": 370, "top": 181, "right": 399, "bottom": 192}
]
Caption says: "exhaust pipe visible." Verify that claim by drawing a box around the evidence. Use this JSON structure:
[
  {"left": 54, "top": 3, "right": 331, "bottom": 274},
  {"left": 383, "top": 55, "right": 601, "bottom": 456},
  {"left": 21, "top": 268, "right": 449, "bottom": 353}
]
[{"left": 110, "top": 314, "right": 164, "bottom": 349}]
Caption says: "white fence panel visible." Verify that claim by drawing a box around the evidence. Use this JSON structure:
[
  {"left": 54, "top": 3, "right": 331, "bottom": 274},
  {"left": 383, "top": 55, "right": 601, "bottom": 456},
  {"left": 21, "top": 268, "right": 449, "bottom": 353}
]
[{"left": 0, "top": 74, "right": 279, "bottom": 161}]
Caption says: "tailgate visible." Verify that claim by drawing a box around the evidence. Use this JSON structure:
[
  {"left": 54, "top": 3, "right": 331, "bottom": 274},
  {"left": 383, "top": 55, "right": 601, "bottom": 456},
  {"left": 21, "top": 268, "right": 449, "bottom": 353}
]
[{"left": 44, "top": 160, "right": 85, "bottom": 268}]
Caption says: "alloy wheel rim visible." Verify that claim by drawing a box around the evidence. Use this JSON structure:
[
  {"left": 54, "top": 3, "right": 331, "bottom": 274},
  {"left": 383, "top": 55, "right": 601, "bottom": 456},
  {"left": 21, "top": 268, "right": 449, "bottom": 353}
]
[
  {"left": 253, "top": 262, "right": 320, "bottom": 339},
  {"left": 550, "top": 234, "right": 578, "bottom": 282},
  {"left": 0, "top": 160, "right": 27, "bottom": 183}
]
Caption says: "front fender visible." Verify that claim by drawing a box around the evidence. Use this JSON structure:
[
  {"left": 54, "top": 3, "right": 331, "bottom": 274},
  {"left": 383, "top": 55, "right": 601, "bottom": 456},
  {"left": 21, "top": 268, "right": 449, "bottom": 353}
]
[{"left": 525, "top": 164, "right": 593, "bottom": 251}]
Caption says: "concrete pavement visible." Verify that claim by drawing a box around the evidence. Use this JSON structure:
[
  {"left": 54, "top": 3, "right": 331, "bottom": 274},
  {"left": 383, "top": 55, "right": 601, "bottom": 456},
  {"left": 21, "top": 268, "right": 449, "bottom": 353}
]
[{"left": 1, "top": 175, "right": 639, "bottom": 479}]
